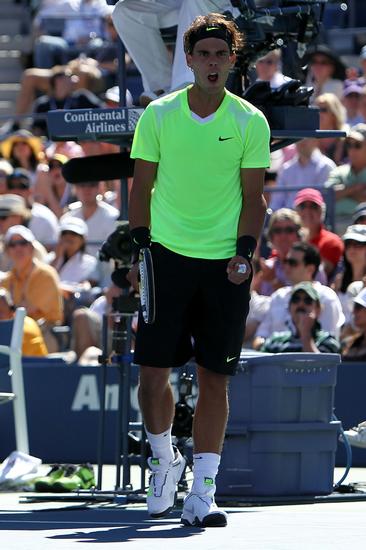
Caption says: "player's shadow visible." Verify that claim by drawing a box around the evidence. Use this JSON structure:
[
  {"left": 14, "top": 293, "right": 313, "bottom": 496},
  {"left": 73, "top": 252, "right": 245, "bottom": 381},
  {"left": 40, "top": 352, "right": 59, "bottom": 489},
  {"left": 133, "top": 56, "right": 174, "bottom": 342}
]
[{"left": 48, "top": 517, "right": 204, "bottom": 543}]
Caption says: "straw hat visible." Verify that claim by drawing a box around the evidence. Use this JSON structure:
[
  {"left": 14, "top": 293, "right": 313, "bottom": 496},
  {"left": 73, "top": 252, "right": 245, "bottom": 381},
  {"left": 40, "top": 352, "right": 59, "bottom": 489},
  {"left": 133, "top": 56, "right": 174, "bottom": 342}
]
[{"left": 0, "top": 130, "right": 44, "bottom": 160}]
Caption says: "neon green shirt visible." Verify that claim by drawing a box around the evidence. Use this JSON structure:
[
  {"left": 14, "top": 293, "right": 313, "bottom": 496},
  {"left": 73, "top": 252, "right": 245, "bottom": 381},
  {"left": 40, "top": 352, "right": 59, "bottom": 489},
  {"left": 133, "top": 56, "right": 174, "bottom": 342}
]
[{"left": 130, "top": 86, "right": 270, "bottom": 259}]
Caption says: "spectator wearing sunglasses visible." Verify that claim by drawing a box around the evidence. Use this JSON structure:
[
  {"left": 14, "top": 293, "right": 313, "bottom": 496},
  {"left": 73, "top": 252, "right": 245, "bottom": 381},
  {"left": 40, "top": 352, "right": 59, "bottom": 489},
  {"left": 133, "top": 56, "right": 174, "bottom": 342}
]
[
  {"left": 6, "top": 168, "right": 59, "bottom": 249},
  {"left": 0, "top": 194, "right": 49, "bottom": 272},
  {"left": 325, "top": 123, "right": 366, "bottom": 234},
  {"left": 1, "top": 225, "right": 63, "bottom": 353},
  {"left": 294, "top": 188, "right": 344, "bottom": 283},
  {"left": 252, "top": 242, "right": 344, "bottom": 350},
  {"left": 261, "top": 282, "right": 340, "bottom": 354},
  {"left": 252, "top": 208, "right": 304, "bottom": 296},
  {"left": 269, "top": 138, "right": 335, "bottom": 212}
]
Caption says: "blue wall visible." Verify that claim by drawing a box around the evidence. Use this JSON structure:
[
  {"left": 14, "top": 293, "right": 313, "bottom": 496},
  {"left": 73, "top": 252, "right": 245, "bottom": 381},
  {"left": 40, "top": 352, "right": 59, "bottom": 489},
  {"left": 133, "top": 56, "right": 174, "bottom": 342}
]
[{"left": 0, "top": 360, "right": 365, "bottom": 466}]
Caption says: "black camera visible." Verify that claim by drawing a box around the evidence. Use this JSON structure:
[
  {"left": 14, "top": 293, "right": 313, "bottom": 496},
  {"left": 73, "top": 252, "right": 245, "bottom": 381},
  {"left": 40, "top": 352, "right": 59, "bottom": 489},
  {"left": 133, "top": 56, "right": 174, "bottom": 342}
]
[
  {"left": 99, "top": 221, "right": 136, "bottom": 291},
  {"left": 99, "top": 220, "right": 132, "bottom": 265},
  {"left": 172, "top": 373, "right": 195, "bottom": 439}
]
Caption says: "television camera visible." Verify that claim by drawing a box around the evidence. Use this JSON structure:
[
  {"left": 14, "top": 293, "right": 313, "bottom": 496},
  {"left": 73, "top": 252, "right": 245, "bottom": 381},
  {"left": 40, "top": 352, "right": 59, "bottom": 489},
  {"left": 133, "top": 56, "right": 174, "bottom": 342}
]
[{"left": 228, "top": 0, "right": 337, "bottom": 91}]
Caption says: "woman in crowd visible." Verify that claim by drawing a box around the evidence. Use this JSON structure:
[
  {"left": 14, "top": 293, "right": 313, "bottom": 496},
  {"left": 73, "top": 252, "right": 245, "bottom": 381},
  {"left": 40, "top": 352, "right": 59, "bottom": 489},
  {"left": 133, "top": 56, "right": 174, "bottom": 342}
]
[
  {"left": 50, "top": 216, "right": 100, "bottom": 324},
  {"left": 252, "top": 208, "right": 304, "bottom": 296},
  {"left": 305, "top": 44, "right": 345, "bottom": 101},
  {"left": 0, "top": 130, "right": 44, "bottom": 183},
  {"left": 342, "top": 287, "right": 366, "bottom": 361},
  {"left": 315, "top": 93, "right": 348, "bottom": 165},
  {"left": 333, "top": 225, "right": 366, "bottom": 324}
]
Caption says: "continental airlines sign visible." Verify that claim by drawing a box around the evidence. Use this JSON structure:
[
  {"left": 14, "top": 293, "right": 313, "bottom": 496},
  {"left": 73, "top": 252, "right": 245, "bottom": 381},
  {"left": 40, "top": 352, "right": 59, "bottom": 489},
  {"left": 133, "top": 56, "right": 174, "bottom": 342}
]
[{"left": 47, "top": 107, "right": 144, "bottom": 142}]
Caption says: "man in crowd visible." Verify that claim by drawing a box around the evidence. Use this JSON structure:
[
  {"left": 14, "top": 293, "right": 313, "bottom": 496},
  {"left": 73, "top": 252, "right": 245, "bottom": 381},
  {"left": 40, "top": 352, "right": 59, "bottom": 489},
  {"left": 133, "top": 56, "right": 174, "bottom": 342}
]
[
  {"left": 325, "top": 123, "right": 366, "bottom": 234},
  {"left": 252, "top": 241, "right": 345, "bottom": 350},
  {"left": 294, "top": 188, "right": 344, "bottom": 282},
  {"left": 270, "top": 138, "right": 335, "bottom": 211},
  {"left": 261, "top": 282, "right": 340, "bottom": 354}
]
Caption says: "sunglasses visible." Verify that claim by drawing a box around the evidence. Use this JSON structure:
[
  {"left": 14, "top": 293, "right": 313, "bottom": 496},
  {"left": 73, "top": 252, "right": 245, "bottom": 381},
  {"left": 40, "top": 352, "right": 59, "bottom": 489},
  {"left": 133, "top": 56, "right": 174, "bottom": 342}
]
[
  {"left": 290, "top": 294, "right": 314, "bottom": 305},
  {"left": 284, "top": 257, "right": 301, "bottom": 267},
  {"left": 297, "top": 202, "right": 321, "bottom": 210},
  {"left": 271, "top": 226, "right": 297, "bottom": 235},
  {"left": 354, "top": 302, "right": 366, "bottom": 311},
  {"left": 345, "top": 239, "right": 366, "bottom": 248},
  {"left": 8, "top": 183, "right": 29, "bottom": 190},
  {"left": 346, "top": 141, "right": 363, "bottom": 150},
  {"left": 7, "top": 239, "right": 29, "bottom": 248}
]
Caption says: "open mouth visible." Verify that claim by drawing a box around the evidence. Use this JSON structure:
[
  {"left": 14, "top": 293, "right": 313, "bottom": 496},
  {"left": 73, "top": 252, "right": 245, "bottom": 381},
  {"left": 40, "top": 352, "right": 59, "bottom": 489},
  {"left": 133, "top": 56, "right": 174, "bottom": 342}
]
[{"left": 207, "top": 72, "right": 219, "bottom": 83}]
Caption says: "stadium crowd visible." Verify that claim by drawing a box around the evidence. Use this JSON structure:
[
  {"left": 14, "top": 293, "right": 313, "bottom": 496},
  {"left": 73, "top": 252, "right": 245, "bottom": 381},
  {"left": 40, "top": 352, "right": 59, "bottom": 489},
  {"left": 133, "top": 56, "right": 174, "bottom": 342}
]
[{"left": 1, "top": 0, "right": 366, "bottom": 368}]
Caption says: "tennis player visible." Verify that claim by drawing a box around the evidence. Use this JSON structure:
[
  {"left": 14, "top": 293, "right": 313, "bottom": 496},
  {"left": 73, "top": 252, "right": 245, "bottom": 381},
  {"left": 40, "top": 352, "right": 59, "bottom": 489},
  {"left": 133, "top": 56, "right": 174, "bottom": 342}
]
[{"left": 127, "top": 12, "right": 270, "bottom": 527}]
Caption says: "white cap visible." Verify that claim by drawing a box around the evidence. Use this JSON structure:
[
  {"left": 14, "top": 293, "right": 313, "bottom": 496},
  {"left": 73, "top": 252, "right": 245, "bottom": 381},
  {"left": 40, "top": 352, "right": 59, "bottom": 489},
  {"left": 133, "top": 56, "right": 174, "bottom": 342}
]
[
  {"left": 60, "top": 216, "right": 88, "bottom": 237},
  {"left": 343, "top": 224, "right": 366, "bottom": 243},
  {"left": 354, "top": 287, "right": 366, "bottom": 308},
  {"left": 105, "top": 85, "right": 133, "bottom": 107},
  {"left": 4, "top": 224, "right": 35, "bottom": 244}
]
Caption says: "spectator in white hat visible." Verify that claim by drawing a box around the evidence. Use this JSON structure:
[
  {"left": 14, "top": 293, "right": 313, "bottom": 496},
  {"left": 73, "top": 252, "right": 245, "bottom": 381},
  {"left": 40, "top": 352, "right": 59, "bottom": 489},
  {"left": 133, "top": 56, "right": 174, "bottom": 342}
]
[
  {"left": 342, "top": 287, "right": 366, "bottom": 362},
  {"left": 50, "top": 216, "right": 100, "bottom": 324},
  {"left": 0, "top": 194, "right": 48, "bottom": 271},
  {"left": 333, "top": 225, "right": 366, "bottom": 326},
  {"left": 342, "top": 82, "right": 364, "bottom": 127}
]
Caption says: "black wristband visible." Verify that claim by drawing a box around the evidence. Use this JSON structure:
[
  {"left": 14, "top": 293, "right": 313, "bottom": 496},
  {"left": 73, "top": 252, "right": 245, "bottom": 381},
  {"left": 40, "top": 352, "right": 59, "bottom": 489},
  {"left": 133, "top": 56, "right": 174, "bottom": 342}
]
[
  {"left": 130, "top": 226, "right": 151, "bottom": 264},
  {"left": 236, "top": 235, "right": 257, "bottom": 261}
]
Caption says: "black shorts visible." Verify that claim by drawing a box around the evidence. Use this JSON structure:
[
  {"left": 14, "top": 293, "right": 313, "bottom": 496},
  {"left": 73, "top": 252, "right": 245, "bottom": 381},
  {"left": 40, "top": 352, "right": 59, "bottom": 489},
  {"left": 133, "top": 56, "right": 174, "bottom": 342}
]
[{"left": 134, "top": 243, "right": 251, "bottom": 375}]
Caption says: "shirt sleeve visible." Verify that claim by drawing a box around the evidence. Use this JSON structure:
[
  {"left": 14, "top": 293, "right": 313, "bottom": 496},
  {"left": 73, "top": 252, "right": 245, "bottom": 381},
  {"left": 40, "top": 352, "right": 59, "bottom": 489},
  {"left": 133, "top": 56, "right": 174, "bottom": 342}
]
[
  {"left": 241, "top": 111, "right": 271, "bottom": 168},
  {"left": 130, "top": 105, "right": 160, "bottom": 162},
  {"left": 324, "top": 167, "right": 343, "bottom": 188}
]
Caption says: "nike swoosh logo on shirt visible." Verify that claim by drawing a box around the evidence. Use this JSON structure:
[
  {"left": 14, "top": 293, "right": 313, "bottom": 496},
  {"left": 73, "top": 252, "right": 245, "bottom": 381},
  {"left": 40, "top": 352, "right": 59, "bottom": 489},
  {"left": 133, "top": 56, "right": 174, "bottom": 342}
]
[{"left": 219, "top": 136, "right": 234, "bottom": 141}]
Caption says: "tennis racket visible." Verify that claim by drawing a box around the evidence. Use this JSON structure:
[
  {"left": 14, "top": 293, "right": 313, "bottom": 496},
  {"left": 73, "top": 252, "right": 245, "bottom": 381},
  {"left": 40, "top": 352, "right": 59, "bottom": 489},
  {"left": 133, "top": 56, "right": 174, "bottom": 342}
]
[{"left": 139, "top": 247, "right": 156, "bottom": 324}]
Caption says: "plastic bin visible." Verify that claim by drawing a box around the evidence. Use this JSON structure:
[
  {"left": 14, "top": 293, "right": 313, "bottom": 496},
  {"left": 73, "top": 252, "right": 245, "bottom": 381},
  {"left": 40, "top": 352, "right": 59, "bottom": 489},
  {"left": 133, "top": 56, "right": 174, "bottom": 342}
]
[
  {"left": 228, "top": 353, "right": 340, "bottom": 424},
  {"left": 216, "top": 421, "right": 340, "bottom": 497}
]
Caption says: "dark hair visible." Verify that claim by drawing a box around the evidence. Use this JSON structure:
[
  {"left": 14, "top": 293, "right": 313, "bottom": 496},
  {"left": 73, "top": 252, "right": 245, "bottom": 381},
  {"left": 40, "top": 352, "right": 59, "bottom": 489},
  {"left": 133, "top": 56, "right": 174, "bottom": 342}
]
[
  {"left": 183, "top": 13, "right": 244, "bottom": 55},
  {"left": 10, "top": 144, "right": 39, "bottom": 171},
  {"left": 291, "top": 241, "right": 321, "bottom": 278},
  {"left": 339, "top": 249, "right": 366, "bottom": 293}
]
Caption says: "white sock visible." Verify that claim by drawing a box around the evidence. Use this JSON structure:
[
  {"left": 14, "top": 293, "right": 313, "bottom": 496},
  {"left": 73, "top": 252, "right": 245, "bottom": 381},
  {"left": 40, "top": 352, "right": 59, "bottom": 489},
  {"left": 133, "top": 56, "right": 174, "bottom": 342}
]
[
  {"left": 145, "top": 426, "right": 175, "bottom": 462},
  {"left": 191, "top": 452, "right": 220, "bottom": 495}
]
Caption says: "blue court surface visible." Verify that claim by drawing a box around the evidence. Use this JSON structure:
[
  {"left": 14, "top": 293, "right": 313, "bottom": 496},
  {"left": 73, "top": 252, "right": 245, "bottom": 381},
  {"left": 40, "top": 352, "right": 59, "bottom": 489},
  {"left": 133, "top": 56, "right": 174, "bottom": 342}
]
[{"left": 1, "top": 467, "right": 366, "bottom": 550}]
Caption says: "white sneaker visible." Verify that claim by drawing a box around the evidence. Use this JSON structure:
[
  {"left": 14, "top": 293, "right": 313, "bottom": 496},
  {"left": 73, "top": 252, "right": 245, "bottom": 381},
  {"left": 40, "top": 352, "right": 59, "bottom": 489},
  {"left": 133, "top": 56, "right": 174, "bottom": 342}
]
[
  {"left": 146, "top": 449, "right": 186, "bottom": 518},
  {"left": 181, "top": 492, "right": 228, "bottom": 527},
  {"left": 340, "top": 424, "right": 366, "bottom": 448}
]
